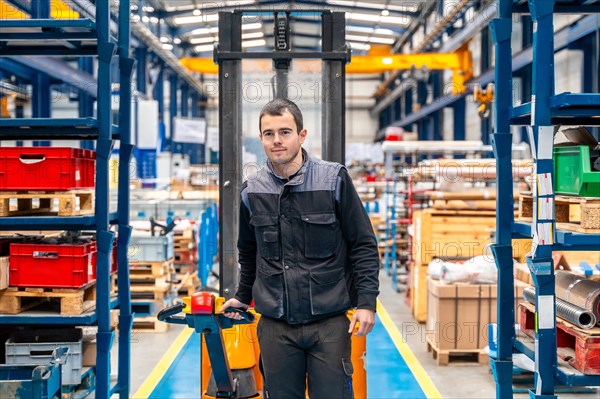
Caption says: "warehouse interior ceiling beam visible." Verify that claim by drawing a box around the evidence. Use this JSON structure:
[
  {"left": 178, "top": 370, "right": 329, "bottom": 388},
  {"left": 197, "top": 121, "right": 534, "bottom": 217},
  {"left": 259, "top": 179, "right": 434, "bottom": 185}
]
[
  {"left": 154, "top": 0, "right": 418, "bottom": 20},
  {"left": 147, "top": 0, "right": 419, "bottom": 54}
]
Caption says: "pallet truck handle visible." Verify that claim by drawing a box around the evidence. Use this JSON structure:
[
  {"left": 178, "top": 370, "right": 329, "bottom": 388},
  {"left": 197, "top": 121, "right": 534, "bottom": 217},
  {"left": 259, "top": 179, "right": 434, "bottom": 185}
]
[
  {"left": 157, "top": 302, "right": 187, "bottom": 324},
  {"left": 223, "top": 307, "right": 255, "bottom": 323}
]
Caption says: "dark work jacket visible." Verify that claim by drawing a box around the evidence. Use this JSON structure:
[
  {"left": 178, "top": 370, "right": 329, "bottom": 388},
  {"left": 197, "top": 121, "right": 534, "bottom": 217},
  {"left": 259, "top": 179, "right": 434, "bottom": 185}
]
[{"left": 235, "top": 149, "right": 379, "bottom": 324}]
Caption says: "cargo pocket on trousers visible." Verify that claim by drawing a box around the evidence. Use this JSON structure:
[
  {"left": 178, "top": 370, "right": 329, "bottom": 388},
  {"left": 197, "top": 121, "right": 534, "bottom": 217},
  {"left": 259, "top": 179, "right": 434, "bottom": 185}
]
[
  {"left": 342, "top": 358, "right": 354, "bottom": 399},
  {"left": 309, "top": 269, "right": 351, "bottom": 315},
  {"left": 250, "top": 214, "right": 280, "bottom": 261},
  {"left": 301, "top": 212, "right": 337, "bottom": 259}
]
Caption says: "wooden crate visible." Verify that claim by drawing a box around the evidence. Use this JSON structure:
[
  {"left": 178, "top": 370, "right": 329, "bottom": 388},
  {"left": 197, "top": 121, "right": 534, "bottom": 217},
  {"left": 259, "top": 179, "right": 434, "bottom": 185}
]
[
  {"left": 410, "top": 263, "right": 429, "bottom": 323},
  {"left": 412, "top": 209, "right": 497, "bottom": 267},
  {"left": 518, "top": 194, "right": 600, "bottom": 233}
]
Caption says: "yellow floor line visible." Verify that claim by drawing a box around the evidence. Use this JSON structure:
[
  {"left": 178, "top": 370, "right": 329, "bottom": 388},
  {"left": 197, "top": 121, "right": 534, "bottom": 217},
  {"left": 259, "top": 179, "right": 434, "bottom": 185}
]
[
  {"left": 132, "top": 327, "right": 194, "bottom": 399},
  {"left": 377, "top": 299, "right": 443, "bottom": 399}
]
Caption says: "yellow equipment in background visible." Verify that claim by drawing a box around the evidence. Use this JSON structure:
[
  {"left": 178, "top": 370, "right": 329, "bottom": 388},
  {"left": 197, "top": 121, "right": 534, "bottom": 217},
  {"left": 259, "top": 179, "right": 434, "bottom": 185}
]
[
  {"left": 179, "top": 45, "right": 472, "bottom": 96},
  {"left": 473, "top": 83, "right": 495, "bottom": 118}
]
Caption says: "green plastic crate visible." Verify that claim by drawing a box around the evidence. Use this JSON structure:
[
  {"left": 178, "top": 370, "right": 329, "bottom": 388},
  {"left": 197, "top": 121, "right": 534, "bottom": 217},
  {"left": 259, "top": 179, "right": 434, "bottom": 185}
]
[{"left": 553, "top": 145, "right": 600, "bottom": 197}]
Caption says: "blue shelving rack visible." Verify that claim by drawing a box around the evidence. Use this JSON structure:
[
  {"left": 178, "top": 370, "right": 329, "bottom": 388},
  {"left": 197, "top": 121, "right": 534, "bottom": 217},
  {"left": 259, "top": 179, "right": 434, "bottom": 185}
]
[
  {"left": 0, "top": 1, "right": 134, "bottom": 398},
  {"left": 490, "top": 1, "right": 600, "bottom": 398}
]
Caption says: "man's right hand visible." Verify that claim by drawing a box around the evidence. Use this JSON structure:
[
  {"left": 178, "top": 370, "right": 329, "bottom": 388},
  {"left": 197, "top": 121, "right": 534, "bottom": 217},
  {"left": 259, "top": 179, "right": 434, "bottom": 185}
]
[{"left": 218, "top": 298, "right": 249, "bottom": 320}]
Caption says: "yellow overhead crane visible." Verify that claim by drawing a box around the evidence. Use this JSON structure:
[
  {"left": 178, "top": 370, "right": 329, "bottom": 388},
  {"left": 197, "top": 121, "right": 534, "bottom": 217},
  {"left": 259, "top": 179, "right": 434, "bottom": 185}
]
[
  {"left": 0, "top": 0, "right": 79, "bottom": 19},
  {"left": 180, "top": 45, "right": 472, "bottom": 95}
]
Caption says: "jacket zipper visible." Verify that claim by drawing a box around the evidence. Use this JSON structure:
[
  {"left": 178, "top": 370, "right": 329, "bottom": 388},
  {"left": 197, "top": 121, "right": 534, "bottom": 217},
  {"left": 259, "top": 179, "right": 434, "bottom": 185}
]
[{"left": 278, "top": 183, "right": 290, "bottom": 320}]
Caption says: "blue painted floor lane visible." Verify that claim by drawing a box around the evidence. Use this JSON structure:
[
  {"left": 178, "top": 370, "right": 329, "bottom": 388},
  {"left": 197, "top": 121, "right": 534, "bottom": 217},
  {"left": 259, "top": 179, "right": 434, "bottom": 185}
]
[
  {"left": 366, "top": 315, "right": 427, "bottom": 399},
  {"left": 149, "top": 333, "right": 201, "bottom": 398},
  {"left": 147, "top": 314, "right": 427, "bottom": 398}
]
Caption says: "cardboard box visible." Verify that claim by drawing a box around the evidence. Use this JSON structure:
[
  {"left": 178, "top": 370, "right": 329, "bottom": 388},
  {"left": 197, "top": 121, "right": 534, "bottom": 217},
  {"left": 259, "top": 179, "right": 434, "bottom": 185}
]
[
  {"left": 0, "top": 257, "right": 8, "bottom": 290},
  {"left": 426, "top": 278, "right": 529, "bottom": 351},
  {"left": 82, "top": 340, "right": 96, "bottom": 367}
]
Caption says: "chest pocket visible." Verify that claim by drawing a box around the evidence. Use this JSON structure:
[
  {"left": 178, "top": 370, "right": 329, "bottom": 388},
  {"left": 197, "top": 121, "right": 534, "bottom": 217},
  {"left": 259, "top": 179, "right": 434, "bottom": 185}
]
[
  {"left": 301, "top": 212, "right": 337, "bottom": 259},
  {"left": 250, "top": 214, "right": 280, "bottom": 261}
]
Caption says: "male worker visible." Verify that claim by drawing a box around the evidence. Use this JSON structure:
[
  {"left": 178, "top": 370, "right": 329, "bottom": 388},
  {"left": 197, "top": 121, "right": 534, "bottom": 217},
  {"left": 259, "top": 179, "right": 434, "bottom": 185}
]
[{"left": 220, "top": 98, "right": 379, "bottom": 399}]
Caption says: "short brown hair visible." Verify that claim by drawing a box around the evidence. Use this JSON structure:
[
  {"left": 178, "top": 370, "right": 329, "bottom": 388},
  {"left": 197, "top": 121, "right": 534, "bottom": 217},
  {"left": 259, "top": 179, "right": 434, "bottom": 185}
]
[{"left": 259, "top": 98, "right": 304, "bottom": 132}]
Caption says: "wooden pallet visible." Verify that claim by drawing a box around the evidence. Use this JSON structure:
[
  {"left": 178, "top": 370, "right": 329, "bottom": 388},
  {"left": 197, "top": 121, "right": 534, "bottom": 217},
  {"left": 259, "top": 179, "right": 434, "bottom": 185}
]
[
  {"left": 174, "top": 272, "right": 201, "bottom": 296},
  {"left": 519, "top": 302, "right": 600, "bottom": 375},
  {"left": 173, "top": 263, "right": 198, "bottom": 275},
  {"left": 0, "top": 280, "right": 99, "bottom": 315},
  {"left": 0, "top": 190, "right": 94, "bottom": 217},
  {"left": 128, "top": 276, "right": 168, "bottom": 289},
  {"left": 173, "top": 236, "right": 196, "bottom": 250},
  {"left": 129, "top": 284, "right": 171, "bottom": 301},
  {"left": 131, "top": 315, "right": 169, "bottom": 333},
  {"left": 432, "top": 199, "right": 498, "bottom": 211},
  {"left": 129, "top": 259, "right": 174, "bottom": 278},
  {"left": 518, "top": 194, "right": 600, "bottom": 233},
  {"left": 426, "top": 336, "right": 488, "bottom": 366}
]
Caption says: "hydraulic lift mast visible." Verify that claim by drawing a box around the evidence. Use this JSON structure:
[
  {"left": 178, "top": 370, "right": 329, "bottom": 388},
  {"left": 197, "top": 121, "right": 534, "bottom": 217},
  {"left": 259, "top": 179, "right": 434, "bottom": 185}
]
[{"left": 214, "top": 10, "right": 349, "bottom": 298}]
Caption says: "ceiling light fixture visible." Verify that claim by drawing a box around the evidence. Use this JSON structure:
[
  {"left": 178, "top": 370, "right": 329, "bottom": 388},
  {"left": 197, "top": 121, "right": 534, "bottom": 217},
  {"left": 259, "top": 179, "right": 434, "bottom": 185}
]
[
  {"left": 242, "top": 39, "right": 266, "bottom": 48},
  {"left": 189, "top": 36, "right": 217, "bottom": 44},
  {"left": 195, "top": 44, "right": 214, "bottom": 53},
  {"left": 174, "top": 14, "right": 219, "bottom": 25},
  {"left": 347, "top": 41, "right": 371, "bottom": 51},
  {"left": 242, "top": 31, "right": 264, "bottom": 39}
]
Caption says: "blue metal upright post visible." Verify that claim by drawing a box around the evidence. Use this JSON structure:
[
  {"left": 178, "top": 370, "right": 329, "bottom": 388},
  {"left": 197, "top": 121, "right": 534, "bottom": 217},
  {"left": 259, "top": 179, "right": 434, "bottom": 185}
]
[
  {"left": 489, "top": 1, "right": 516, "bottom": 398},
  {"left": 136, "top": 47, "right": 148, "bottom": 96},
  {"left": 453, "top": 97, "right": 466, "bottom": 141},
  {"left": 527, "top": 1, "right": 558, "bottom": 397},
  {"left": 95, "top": 0, "right": 117, "bottom": 397},
  {"left": 417, "top": 81, "right": 428, "bottom": 140},
  {"left": 117, "top": 0, "right": 134, "bottom": 396},
  {"left": 181, "top": 84, "right": 189, "bottom": 117},
  {"left": 169, "top": 74, "right": 178, "bottom": 151},
  {"left": 431, "top": 71, "right": 442, "bottom": 140}
]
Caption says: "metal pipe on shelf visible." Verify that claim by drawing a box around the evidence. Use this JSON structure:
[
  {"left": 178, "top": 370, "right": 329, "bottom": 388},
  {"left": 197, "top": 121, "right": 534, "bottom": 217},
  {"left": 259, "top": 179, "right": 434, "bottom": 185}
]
[
  {"left": 523, "top": 286, "right": 597, "bottom": 330},
  {"left": 556, "top": 271, "right": 600, "bottom": 320}
]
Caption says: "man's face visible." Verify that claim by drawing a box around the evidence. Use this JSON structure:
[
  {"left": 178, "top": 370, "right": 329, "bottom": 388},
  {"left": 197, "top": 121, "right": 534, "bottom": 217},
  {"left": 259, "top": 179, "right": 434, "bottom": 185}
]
[{"left": 259, "top": 110, "right": 307, "bottom": 166}]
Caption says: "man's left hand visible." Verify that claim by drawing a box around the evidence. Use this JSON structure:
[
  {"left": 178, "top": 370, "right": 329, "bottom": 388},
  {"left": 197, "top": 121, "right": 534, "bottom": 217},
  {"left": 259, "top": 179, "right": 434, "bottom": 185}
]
[{"left": 348, "top": 309, "right": 375, "bottom": 336}]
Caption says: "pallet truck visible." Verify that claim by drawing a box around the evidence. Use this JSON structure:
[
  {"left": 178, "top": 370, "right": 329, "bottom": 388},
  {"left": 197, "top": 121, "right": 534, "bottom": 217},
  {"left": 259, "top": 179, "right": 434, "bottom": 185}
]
[{"left": 158, "top": 293, "right": 262, "bottom": 399}]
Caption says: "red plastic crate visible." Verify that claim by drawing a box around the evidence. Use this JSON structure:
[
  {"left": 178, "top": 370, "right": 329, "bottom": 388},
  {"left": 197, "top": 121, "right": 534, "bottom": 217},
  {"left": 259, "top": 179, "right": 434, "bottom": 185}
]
[
  {"left": 0, "top": 147, "right": 95, "bottom": 191},
  {"left": 9, "top": 241, "right": 96, "bottom": 288}
]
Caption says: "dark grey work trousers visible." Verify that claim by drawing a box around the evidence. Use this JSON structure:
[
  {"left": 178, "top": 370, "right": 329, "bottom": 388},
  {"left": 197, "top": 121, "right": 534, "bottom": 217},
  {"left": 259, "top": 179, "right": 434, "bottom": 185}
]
[{"left": 257, "top": 314, "right": 354, "bottom": 399}]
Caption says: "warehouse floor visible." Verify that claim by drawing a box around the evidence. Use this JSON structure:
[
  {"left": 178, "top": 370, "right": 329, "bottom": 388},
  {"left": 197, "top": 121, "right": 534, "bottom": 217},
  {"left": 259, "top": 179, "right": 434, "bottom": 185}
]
[{"left": 118, "top": 270, "right": 592, "bottom": 399}]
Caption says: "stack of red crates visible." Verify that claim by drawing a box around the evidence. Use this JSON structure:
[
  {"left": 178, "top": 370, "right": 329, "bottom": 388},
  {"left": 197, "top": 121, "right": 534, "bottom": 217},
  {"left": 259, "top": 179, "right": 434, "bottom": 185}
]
[
  {"left": 0, "top": 147, "right": 95, "bottom": 191},
  {"left": 0, "top": 147, "right": 104, "bottom": 289}
]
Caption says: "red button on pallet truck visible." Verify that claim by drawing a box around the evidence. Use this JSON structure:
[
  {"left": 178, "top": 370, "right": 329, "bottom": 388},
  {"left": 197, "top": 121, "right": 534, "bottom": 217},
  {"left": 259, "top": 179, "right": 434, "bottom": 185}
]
[{"left": 158, "top": 292, "right": 367, "bottom": 399}]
